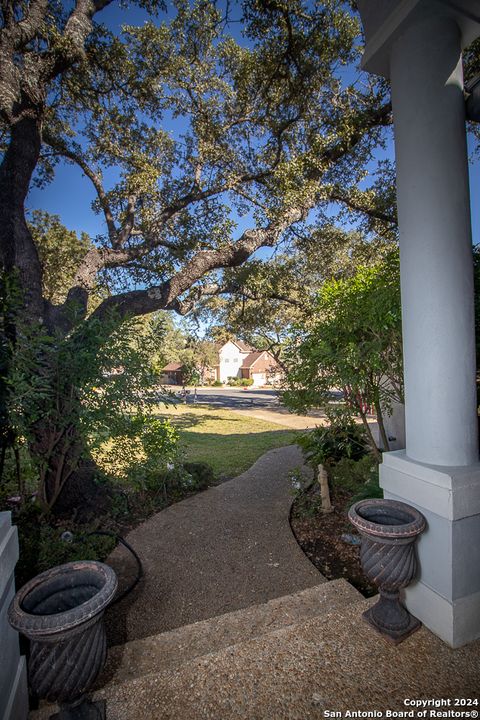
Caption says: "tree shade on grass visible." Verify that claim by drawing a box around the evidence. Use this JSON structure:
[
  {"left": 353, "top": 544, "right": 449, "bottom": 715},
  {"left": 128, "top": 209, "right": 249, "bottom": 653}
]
[{"left": 156, "top": 406, "right": 299, "bottom": 480}]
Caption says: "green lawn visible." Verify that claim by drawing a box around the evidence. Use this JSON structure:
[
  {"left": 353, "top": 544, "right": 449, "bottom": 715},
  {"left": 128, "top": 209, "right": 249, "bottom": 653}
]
[{"left": 156, "top": 404, "right": 299, "bottom": 480}]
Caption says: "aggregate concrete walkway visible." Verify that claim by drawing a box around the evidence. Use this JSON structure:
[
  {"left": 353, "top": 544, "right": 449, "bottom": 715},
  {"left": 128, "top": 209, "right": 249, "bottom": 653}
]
[{"left": 105, "top": 445, "right": 324, "bottom": 647}]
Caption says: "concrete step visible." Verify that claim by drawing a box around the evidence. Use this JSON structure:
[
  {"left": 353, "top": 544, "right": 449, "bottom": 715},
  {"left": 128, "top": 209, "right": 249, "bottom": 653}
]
[
  {"left": 28, "top": 585, "right": 480, "bottom": 719},
  {"left": 28, "top": 579, "right": 361, "bottom": 719},
  {"left": 100, "top": 579, "right": 361, "bottom": 687},
  {"left": 94, "top": 596, "right": 480, "bottom": 720}
]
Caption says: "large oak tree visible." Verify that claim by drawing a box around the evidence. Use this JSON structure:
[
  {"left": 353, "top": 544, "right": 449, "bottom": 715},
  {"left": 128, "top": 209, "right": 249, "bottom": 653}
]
[{"left": 0, "top": 0, "right": 391, "bottom": 509}]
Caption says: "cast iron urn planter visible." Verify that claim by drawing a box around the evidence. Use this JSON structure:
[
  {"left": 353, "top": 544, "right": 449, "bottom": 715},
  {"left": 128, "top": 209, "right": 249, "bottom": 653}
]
[
  {"left": 8, "top": 561, "right": 117, "bottom": 719},
  {"left": 348, "top": 498, "right": 426, "bottom": 644}
]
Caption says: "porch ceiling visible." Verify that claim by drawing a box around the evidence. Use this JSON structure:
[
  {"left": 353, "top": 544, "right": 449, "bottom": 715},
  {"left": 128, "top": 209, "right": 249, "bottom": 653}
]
[{"left": 358, "top": 0, "right": 480, "bottom": 76}]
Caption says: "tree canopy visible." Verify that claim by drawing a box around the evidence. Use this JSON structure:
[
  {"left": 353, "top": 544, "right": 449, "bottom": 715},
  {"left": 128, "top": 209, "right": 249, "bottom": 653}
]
[
  {"left": 200, "top": 225, "right": 394, "bottom": 366},
  {"left": 1, "top": 0, "right": 391, "bottom": 333}
]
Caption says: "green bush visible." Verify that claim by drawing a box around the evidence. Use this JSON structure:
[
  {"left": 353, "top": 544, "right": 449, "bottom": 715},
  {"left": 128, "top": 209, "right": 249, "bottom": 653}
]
[
  {"left": 349, "top": 464, "right": 382, "bottom": 504},
  {"left": 331, "top": 455, "right": 379, "bottom": 493},
  {"left": 297, "top": 419, "right": 368, "bottom": 468},
  {"left": 226, "top": 376, "right": 254, "bottom": 387},
  {"left": 130, "top": 460, "right": 214, "bottom": 506},
  {"left": 212, "top": 380, "right": 223, "bottom": 386},
  {"left": 183, "top": 461, "right": 214, "bottom": 489}
]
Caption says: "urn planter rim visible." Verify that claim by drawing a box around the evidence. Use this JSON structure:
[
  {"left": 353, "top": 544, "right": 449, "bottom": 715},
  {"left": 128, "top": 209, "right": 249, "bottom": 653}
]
[
  {"left": 348, "top": 498, "right": 426, "bottom": 539},
  {"left": 8, "top": 560, "right": 117, "bottom": 638}
]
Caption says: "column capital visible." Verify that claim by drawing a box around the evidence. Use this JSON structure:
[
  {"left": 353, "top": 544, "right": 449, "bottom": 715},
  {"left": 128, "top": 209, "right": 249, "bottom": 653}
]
[{"left": 357, "top": 0, "right": 480, "bottom": 77}]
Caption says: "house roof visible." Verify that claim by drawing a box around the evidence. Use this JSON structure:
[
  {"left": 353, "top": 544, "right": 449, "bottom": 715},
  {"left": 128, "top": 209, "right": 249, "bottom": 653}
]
[
  {"left": 162, "top": 362, "right": 183, "bottom": 372},
  {"left": 241, "top": 351, "right": 265, "bottom": 369},
  {"left": 217, "top": 338, "right": 256, "bottom": 353},
  {"left": 231, "top": 339, "right": 255, "bottom": 352}
]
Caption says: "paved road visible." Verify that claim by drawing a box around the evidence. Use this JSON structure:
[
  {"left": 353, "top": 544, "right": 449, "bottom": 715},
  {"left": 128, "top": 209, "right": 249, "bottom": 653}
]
[
  {"left": 168, "top": 386, "right": 342, "bottom": 412},
  {"left": 161, "top": 386, "right": 343, "bottom": 429},
  {"left": 195, "top": 387, "right": 281, "bottom": 410}
]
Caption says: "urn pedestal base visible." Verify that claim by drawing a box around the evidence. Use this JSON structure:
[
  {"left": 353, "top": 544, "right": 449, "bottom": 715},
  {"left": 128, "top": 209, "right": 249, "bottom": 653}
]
[
  {"left": 363, "top": 588, "right": 422, "bottom": 644},
  {"left": 362, "top": 604, "right": 421, "bottom": 645},
  {"left": 52, "top": 699, "right": 106, "bottom": 720}
]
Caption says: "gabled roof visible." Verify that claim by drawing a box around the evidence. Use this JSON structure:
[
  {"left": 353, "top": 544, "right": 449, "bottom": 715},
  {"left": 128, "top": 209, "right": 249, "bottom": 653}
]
[
  {"left": 241, "top": 351, "right": 265, "bottom": 369},
  {"left": 231, "top": 339, "right": 255, "bottom": 352},
  {"left": 162, "top": 362, "right": 183, "bottom": 372}
]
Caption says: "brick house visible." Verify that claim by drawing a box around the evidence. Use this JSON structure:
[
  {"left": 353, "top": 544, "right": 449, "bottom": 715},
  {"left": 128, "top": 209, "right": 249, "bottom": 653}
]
[
  {"left": 160, "top": 362, "right": 185, "bottom": 385},
  {"left": 214, "top": 340, "right": 282, "bottom": 387}
]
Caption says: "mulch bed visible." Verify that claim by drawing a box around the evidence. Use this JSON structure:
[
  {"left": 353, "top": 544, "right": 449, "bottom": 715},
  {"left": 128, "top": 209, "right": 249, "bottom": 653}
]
[{"left": 290, "top": 487, "right": 377, "bottom": 597}]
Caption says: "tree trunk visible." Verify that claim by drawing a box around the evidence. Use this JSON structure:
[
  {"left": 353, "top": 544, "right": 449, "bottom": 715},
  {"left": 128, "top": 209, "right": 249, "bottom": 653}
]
[
  {"left": 0, "top": 114, "right": 44, "bottom": 318},
  {"left": 374, "top": 399, "right": 390, "bottom": 453},
  {"left": 0, "top": 272, "right": 17, "bottom": 481},
  {"left": 344, "top": 386, "right": 382, "bottom": 462},
  {"left": 0, "top": 113, "right": 45, "bottom": 485},
  {"left": 357, "top": 406, "right": 382, "bottom": 463},
  {"left": 30, "top": 417, "right": 112, "bottom": 520}
]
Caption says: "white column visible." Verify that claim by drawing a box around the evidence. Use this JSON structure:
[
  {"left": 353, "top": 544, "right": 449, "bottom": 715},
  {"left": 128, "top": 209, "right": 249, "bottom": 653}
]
[
  {"left": 391, "top": 15, "right": 478, "bottom": 467},
  {"left": 357, "top": 2, "right": 480, "bottom": 647}
]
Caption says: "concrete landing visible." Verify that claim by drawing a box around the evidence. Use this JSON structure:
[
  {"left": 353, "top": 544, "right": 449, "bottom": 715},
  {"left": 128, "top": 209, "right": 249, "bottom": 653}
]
[
  {"left": 101, "top": 579, "right": 360, "bottom": 687},
  {"left": 29, "top": 584, "right": 480, "bottom": 719},
  {"left": 105, "top": 445, "right": 323, "bottom": 646},
  {"left": 96, "top": 596, "right": 480, "bottom": 720}
]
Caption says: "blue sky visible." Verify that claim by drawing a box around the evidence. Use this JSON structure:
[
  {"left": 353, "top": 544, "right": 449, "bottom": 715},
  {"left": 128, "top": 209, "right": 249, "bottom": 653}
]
[{"left": 27, "top": 2, "right": 480, "bottom": 250}]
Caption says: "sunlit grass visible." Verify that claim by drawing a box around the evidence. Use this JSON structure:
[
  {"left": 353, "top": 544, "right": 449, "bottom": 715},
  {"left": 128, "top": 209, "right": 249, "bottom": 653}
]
[{"left": 155, "top": 404, "right": 299, "bottom": 479}]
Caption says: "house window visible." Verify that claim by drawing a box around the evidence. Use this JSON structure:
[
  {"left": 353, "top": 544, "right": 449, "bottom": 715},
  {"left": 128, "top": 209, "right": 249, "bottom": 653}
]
[
  {"left": 233, "top": 358, "right": 238, "bottom": 362},
  {"left": 224, "top": 359, "right": 229, "bottom": 363}
]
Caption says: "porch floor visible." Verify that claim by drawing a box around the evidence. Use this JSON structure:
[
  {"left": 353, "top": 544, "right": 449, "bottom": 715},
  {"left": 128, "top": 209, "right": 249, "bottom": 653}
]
[
  {"left": 31, "top": 585, "right": 480, "bottom": 719},
  {"left": 96, "top": 595, "right": 480, "bottom": 720}
]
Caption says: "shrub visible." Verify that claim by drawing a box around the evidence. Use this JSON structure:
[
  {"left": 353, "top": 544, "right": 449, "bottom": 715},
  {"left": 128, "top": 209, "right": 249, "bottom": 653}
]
[
  {"left": 226, "top": 376, "right": 254, "bottom": 387},
  {"left": 331, "top": 455, "right": 379, "bottom": 493},
  {"left": 183, "top": 461, "right": 215, "bottom": 489},
  {"left": 95, "top": 415, "right": 180, "bottom": 490},
  {"left": 296, "top": 416, "right": 372, "bottom": 513},
  {"left": 212, "top": 380, "right": 223, "bottom": 386},
  {"left": 349, "top": 464, "right": 382, "bottom": 503},
  {"left": 297, "top": 419, "right": 368, "bottom": 469},
  {"left": 283, "top": 251, "right": 402, "bottom": 461}
]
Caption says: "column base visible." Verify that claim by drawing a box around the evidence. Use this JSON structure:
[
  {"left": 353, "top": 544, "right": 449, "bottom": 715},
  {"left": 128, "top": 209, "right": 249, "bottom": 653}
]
[
  {"left": 401, "top": 580, "right": 480, "bottom": 648},
  {"left": 380, "top": 450, "right": 480, "bottom": 648}
]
